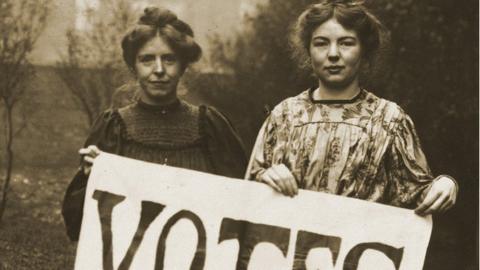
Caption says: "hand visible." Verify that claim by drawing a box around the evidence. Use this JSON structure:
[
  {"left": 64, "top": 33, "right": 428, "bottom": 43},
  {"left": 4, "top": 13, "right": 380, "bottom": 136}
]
[
  {"left": 78, "top": 145, "right": 101, "bottom": 175},
  {"left": 259, "top": 164, "right": 298, "bottom": 197},
  {"left": 415, "top": 176, "right": 457, "bottom": 216}
]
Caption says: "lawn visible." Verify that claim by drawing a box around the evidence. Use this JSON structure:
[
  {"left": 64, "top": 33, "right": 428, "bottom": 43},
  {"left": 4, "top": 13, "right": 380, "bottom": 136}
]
[
  {"left": 0, "top": 166, "right": 77, "bottom": 269},
  {"left": 0, "top": 165, "right": 474, "bottom": 269}
]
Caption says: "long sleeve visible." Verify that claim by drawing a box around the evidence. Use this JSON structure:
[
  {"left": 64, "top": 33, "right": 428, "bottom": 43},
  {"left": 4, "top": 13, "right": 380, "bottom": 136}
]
[
  {"left": 82, "top": 110, "right": 123, "bottom": 153},
  {"left": 204, "top": 106, "right": 248, "bottom": 179},
  {"left": 385, "top": 113, "right": 434, "bottom": 208},
  {"left": 245, "top": 114, "right": 279, "bottom": 181},
  {"left": 61, "top": 110, "right": 121, "bottom": 241}
]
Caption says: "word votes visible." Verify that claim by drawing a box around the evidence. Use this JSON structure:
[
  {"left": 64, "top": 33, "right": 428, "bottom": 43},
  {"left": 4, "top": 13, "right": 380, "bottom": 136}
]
[{"left": 93, "top": 190, "right": 404, "bottom": 270}]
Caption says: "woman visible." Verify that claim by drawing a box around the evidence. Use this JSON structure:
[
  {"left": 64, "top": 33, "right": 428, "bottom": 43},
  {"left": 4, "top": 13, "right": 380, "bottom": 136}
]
[
  {"left": 246, "top": 0, "right": 457, "bottom": 215},
  {"left": 62, "top": 7, "right": 247, "bottom": 241}
]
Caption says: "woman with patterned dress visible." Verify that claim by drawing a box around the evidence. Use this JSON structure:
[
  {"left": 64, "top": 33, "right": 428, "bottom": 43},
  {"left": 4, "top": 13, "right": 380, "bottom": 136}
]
[
  {"left": 246, "top": 0, "right": 457, "bottom": 214},
  {"left": 62, "top": 7, "right": 247, "bottom": 241}
]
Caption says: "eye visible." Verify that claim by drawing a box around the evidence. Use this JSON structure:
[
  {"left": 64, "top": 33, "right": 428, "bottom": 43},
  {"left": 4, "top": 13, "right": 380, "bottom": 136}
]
[
  {"left": 138, "top": 55, "right": 155, "bottom": 64},
  {"left": 312, "top": 40, "right": 328, "bottom": 47},
  {"left": 162, "top": 54, "right": 177, "bottom": 64},
  {"left": 340, "top": 39, "right": 357, "bottom": 47}
]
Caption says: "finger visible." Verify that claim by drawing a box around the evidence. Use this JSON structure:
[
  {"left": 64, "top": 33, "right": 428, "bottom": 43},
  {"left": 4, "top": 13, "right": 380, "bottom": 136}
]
[
  {"left": 79, "top": 148, "right": 98, "bottom": 158},
  {"left": 422, "top": 194, "right": 448, "bottom": 216},
  {"left": 83, "top": 166, "right": 91, "bottom": 175},
  {"left": 426, "top": 195, "right": 449, "bottom": 215},
  {"left": 415, "top": 190, "right": 441, "bottom": 215},
  {"left": 79, "top": 148, "right": 91, "bottom": 155},
  {"left": 81, "top": 160, "right": 92, "bottom": 174},
  {"left": 268, "top": 168, "right": 290, "bottom": 195},
  {"left": 281, "top": 176, "right": 298, "bottom": 197},
  {"left": 290, "top": 178, "right": 299, "bottom": 195},
  {"left": 264, "top": 169, "right": 286, "bottom": 194},
  {"left": 450, "top": 187, "right": 457, "bottom": 204},
  {"left": 87, "top": 145, "right": 101, "bottom": 156},
  {"left": 275, "top": 165, "right": 298, "bottom": 196},
  {"left": 438, "top": 199, "right": 453, "bottom": 213},
  {"left": 270, "top": 165, "right": 293, "bottom": 196},
  {"left": 282, "top": 177, "right": 295, "bottom": 197},
  {"left": 261, "top": 173, "right": 281, "bottom": 193},
  {"left": 83, "top": 156, "right": 95, "bottom": 164},
  {"left": 441, "top": 188, "right": 456, "bottom": 212}
]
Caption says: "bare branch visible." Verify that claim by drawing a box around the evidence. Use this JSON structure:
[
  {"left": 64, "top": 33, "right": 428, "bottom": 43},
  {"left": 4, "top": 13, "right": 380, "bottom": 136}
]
[
  {"left": 0, "top": 0, "right": 51, "bottom": 222},
  {"left": 56, "top": 0, "right": 137, "bottom": 127},
  {"left": 13, "top": 108, "right": 28, "bottom": 137}
]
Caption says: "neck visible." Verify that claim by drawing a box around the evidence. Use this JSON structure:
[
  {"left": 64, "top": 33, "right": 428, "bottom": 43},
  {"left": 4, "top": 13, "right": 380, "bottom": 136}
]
[
  {"left": 140, "top": 94, "right": 178, "bottom": 106},
  {"left": 314, "top": 79, "right": 360, "bottom": 101}
]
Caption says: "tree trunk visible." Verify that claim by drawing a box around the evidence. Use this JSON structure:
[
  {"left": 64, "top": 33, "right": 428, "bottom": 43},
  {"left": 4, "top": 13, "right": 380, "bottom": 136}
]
[{"left": 0, "top": 103, "right": 14, "bottom": 223}]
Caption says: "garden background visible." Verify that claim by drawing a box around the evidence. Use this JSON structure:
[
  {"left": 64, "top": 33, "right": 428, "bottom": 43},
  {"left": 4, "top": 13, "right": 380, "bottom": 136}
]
[{"left": 0, "top": 0, "right": 477, "bottom": 269}]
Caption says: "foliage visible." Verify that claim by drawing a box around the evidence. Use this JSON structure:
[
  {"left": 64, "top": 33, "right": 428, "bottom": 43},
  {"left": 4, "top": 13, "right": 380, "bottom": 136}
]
[
  {"left": 201, "top": 1, "right": 314, "bottom": 147},
  {"left": 56, "top": 0, "right": 137, "bottom": 127},
  {"left": 0, "top": 0, "right": 50, "bottom": 222},
  {"left": 205, "top": 0, "right": 478, "bottom": 146},
  {"left": 0, "top": 0, "right": 49, "bottom": 105},
  {"left": 200, "top": 0, "right": 478, "bottom": 269}
]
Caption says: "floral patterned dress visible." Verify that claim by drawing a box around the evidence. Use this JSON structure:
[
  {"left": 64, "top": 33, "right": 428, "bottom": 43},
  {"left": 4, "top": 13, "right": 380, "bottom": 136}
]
[{"left": 246, "top": 88, "right": 435, "bottom": 208}]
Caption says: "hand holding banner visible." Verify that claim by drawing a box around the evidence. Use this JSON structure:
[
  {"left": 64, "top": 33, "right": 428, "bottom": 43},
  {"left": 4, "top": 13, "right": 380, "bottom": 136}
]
[{"left": 75, "top": 153, "right": 432, "bottom": 270}]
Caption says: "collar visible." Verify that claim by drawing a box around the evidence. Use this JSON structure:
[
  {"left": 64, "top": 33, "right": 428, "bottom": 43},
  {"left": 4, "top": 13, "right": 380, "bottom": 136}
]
[
  {"left": 136, "top": 99, "right": 181, "bottom": 115},
  {"left": 308, "top": 87, "right": 365, "bottom": 104}
]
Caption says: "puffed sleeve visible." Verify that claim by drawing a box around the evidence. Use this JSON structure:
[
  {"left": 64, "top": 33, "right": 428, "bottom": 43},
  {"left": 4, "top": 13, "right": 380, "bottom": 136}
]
[
  {"left": 203, "top": 106, "right": 248, "bottom": 179},
  {"left": 245, "top": 114, "right": 278, "bottom": 181},
  {"left": 62, "top": 110, "right": 122, "bottom": 241},
  {"left": 385, "top": 113, "right": 434, "bottom": 208}
]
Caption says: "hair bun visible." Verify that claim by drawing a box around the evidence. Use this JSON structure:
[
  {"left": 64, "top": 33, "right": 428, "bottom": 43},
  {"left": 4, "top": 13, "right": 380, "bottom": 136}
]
[
  {"left": 323, "top": 0, "right": 365, "bottom": 6},
  {"left": 139, "top": 7, "right": 177, "bottom": 27},
  {"left": 138, "top": 6, "right": 194, "bottom": 37}
]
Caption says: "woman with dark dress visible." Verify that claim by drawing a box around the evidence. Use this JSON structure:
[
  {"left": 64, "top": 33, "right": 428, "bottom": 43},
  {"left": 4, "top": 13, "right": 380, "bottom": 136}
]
[
  {"left": 62, "top": 7, "right": 247, "bottom": 241},
  {"left": 246, "top": 0, "right": 458, "bottom": 215}
]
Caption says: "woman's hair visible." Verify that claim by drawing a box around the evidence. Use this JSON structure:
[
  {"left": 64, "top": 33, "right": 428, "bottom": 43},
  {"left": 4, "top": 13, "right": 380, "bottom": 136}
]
[
  {"left": 290, "top": 0, "right": 388, "bottom": 71},
  {"left": 121, "top": 7, "right": 202, "bottom": 70}
]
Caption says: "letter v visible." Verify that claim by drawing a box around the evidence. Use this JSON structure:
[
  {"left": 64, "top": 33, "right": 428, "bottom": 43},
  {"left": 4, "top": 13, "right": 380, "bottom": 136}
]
[{"left": 93, "top": 190, "right": 165, "bottom": 270}]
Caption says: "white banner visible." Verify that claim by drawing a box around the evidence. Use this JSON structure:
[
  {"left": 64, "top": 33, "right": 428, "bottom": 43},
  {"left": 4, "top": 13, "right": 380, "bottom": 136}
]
[{"left": 75, "top": 153, "right": 432, "bottom": 270}]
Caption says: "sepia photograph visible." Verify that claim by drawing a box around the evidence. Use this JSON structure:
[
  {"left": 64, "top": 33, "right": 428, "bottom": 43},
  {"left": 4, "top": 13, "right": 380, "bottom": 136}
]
[{"left": 0, "top": 0, "right": 477, "bottom": 269}]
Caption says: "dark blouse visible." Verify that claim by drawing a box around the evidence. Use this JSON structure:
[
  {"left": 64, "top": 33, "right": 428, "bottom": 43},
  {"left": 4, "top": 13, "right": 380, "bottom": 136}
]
[{"left": 62, "top": 99, "right": 247, "bottom": 241}]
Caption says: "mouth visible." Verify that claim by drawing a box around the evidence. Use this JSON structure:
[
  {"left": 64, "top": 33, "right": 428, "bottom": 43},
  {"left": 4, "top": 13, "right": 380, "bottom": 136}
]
[
  {"left": 325, "top": 66, "right": 344, "bottom": 74},
  {"left": 148, "top": 81, "right": 169, "bottom": 86}
]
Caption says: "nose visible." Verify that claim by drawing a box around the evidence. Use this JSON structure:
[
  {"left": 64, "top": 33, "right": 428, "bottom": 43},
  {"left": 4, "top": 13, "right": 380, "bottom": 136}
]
[
  {"left": 327, "top": 43, "right": 340, "bottom": 62},
  {"left": 153, "top": 57, "right": 164, "bottom": 75}
]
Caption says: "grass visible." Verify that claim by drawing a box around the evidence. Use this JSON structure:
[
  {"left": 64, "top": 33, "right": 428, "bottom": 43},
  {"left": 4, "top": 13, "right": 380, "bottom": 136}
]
[
  {"left": 0, "top": 165, "right": 475, "bottom": 269},
  {"left": 0, "top": 166, "right": 77, "bottom": 269}
]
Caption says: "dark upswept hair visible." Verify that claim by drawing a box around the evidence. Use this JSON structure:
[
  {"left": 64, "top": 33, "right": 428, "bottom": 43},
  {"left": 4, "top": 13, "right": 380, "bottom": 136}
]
[
  {"left": 121, "top": 7, "right": 202, "bottom": 70},
  {"left": 290, "top": 0, "right": 388, "bottom": 71}
]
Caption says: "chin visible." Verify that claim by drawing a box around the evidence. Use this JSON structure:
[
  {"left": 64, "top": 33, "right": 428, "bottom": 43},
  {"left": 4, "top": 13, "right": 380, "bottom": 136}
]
[
  {"left": 319, "top": 75, "right": 355, "bottom": 89},
  {"left": 146, "top": 88, "right": 170, "bottom": 97}
]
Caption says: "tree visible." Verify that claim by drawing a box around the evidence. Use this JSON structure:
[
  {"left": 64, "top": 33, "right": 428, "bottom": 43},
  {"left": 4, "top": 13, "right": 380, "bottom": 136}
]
[
  {"left": 0, "top": 0, "right": 50, "bottom": 222},
  {"left": 202, "top": 0, "right": 477, "bottom": 269},
  {"left": 56, "top": 0, "right": 137, "bottom": 128},
  {"left": 193, "top": 0, "right": 313, "bottom": 149}
]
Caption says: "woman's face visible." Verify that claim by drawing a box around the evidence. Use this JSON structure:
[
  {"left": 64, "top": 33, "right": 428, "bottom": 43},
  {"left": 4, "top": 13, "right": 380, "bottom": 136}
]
[
  {"left": 134, "top": 35, "right": 184, "bottom": 105},
  {"left": 309, "top": 18, "right": 362, "bottom": 89}
]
